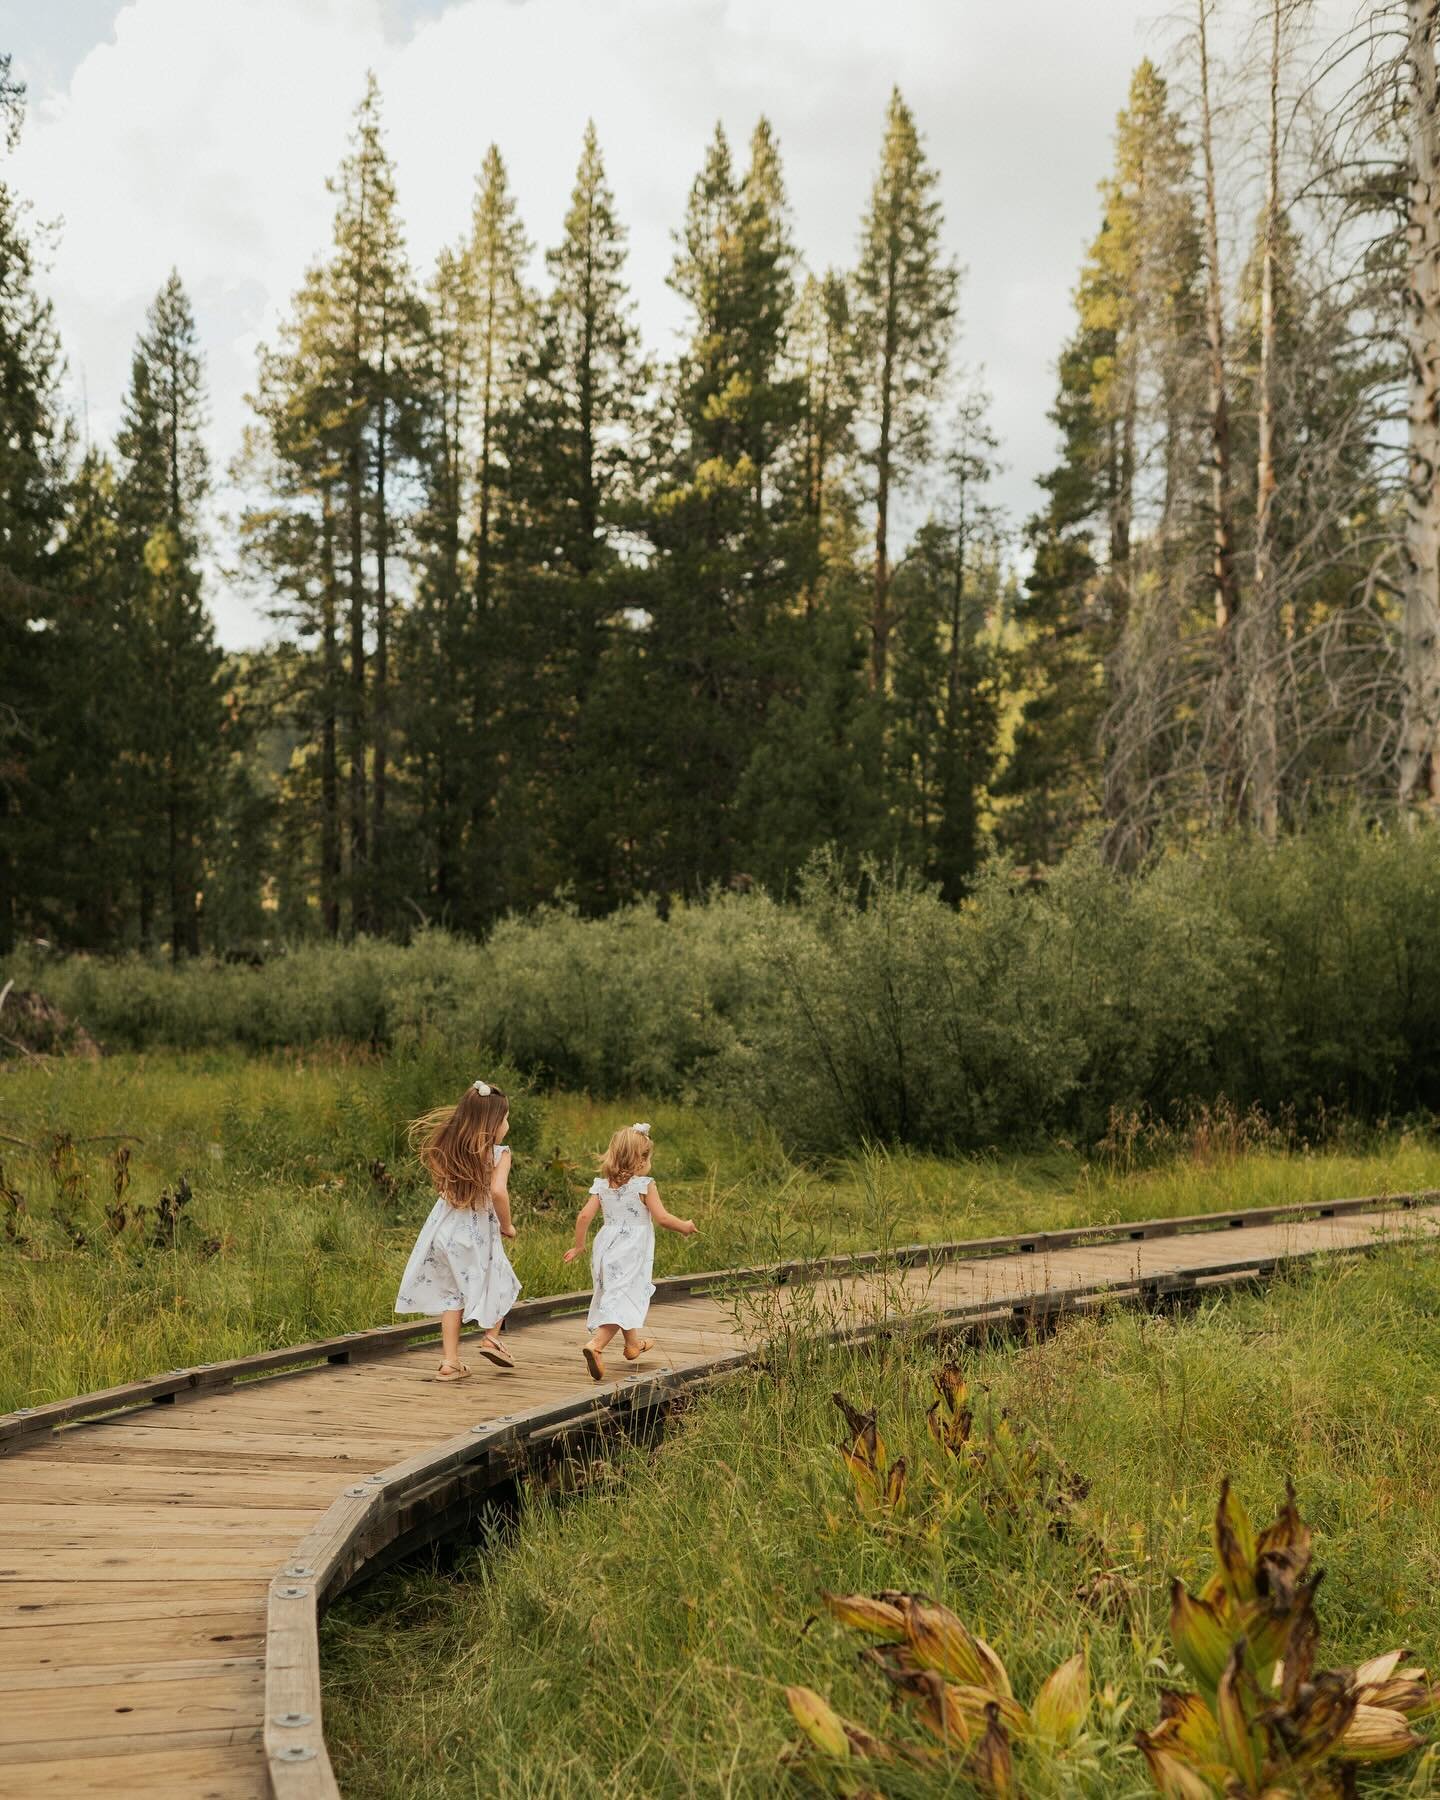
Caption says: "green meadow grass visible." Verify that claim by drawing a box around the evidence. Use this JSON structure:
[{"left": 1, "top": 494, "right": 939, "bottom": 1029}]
[
  {"left": 3, "top": 1047, "right": 1440, "bottom": 1412},
  {"left": 322, "top": 1246, "right": 1440, "bottom": 1798}
]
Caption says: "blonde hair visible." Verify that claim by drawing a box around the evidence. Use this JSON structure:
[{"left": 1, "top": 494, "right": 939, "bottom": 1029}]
[
  {"left": 410, "top": 1083, "right": 509, "bottom": 1211},
  {"left": 599, "top": 1125, "right": 653, "bottom": 1189}
]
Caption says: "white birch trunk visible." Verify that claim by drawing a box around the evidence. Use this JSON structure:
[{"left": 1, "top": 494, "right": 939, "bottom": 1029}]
[{"left": 1401, "top": 0, "right": 1440, "bottom": 814}]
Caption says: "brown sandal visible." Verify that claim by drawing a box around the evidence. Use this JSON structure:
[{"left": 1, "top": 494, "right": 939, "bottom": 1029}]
[
  {"left": 583, "top": 1342, "right": 606, "bottom": 1382},
  {"left": 476, "top": 1336, "right": 515, "bottom": 1370},
  {"left": 623, "top": 1336, "right": 655, "bottom": 1362},
  {"left": 435, "top": 1360, "right": 471, "bottom": 1382}
]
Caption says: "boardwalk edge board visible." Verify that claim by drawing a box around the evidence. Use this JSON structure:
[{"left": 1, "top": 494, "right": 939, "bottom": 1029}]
[{"left": 2, "top": 1186, "right": 1432, "bottom": 1448}]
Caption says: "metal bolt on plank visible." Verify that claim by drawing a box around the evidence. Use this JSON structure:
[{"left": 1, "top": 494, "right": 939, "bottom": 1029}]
[
  {"left": 345, "top": 1485, "right": 370, "bottom": 1497},
  {"left": 273, "top": 1712, "right": 313, "bottom": 1728},
  {"left": 276, "top": 1746, "right": 318, "bottom": 1763},
  {"left": 277, "top": 1585, "right": 310, "bottom": 1599},
  {"left": 284, "top": 1564, "right": 314, "bottom": 1578}
]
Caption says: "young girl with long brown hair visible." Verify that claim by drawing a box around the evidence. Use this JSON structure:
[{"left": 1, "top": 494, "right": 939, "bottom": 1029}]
[
  {"left": 395, "top": 1079, "right": 520, "bottom": 1380},
  {"left": 563, "top": 1122, "right": 697, "bottom": 1381}
]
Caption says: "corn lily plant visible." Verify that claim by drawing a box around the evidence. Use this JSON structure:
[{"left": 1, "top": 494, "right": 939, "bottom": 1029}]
[
  {"left": 1136, "top": 1481, "right": 1439, "bottom": 1797},
  {"left": 832, "top": 1370, "right": 1085, "bottom": 1538},
  {"left": 785, "top": 1590, "right": 1091, "bottom": 1796}
]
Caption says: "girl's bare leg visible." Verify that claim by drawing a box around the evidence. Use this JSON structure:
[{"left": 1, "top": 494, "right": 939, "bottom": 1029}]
[
  {"left": 622, "top": 1329, "right": 654, "bottom": 1360},
  {"left": 583, "top": 1322, "right": 618, "bottom": 1380},
  {"left": 440, "top": 1309, "right": 463, "bottom": 1366}
]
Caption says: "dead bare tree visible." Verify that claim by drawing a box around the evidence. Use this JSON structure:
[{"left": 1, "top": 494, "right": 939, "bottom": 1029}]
[{"left": 1400, "top": 0, "right": 1440, "bottom": 813}]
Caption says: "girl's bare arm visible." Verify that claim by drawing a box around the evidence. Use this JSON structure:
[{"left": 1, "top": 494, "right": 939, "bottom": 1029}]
[
  {"left": 643, "top": 1180, "right": 697, "bottom": 1236},
  {"left": 491, "top": 1150, "right": 516, "bottom": 1237},
  {"left": 563, "top": 1194, "right": 601, "bottom": 1262}
]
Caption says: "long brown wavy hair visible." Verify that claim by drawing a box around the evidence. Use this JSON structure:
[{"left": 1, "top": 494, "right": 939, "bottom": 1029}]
[{"left": 409, "top": 1083, "right": 509, "bottom": 1211}]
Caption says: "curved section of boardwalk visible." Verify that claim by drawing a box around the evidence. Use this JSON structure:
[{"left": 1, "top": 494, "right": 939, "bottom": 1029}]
[{"left": 3, "top": 1193, "right": 1439, "bottom": 1799}]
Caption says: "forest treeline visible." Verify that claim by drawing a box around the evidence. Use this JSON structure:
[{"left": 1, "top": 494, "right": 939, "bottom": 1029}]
[{"left": 4, "top": 2, "right": 1440, "bottom": 956}]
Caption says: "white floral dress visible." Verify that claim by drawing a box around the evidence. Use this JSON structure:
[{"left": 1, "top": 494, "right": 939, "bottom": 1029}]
[
  {"left": 587, "top": 1175, "right": 657, "bottom": 1331},
  {"left": 394, "top": 1145, "right": 520, "bottom": 1330}
]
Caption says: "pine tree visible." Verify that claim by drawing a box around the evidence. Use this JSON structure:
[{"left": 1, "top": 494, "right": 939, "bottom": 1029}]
[
  {"left": 242, "top": 77, "right": 426, "bottom": 937},
  {"left": 238, "top": 260, "right": 351, "bottom": 938},
  {"left": 405, "top": 243, "right": 478, "bottom": 923},
  {"left": 852, "top": 89, "right": 959, "bottom": 693},
  {"left": 0, "top": 56, "right": 73, "bottom": 950},
  {"left": 494, "top": 122, "right": 645, "bottom": 910},
  {"left": 114, "top": 272, "right": 226, "bottom": 958},
  {"left": 642, "top": 119, "right": 808, "bottom": 892},
  {"left": 792, "top": 269, "right": 858, "bottom": 612},
  {"left": 325, "top": 75, "right": 426, "bottom": 930},
  {"left": 889, "top": 386, "right": 1006, "bottom": 895}
]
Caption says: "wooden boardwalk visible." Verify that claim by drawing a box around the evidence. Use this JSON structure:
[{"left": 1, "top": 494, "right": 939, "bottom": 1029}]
[{"left": 2, "top": 1191, "right": 1437, "bottom": 1799}]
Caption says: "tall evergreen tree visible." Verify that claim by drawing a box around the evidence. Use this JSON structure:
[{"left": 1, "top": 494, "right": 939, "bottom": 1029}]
[
  {"left": 325, "top": 75, "right": 427, "bottom": 930},
  {"left": 243, "top": 76, "right": 425, "bottom": 937},
  {"left": 852, "top": 89, "right": 959, "bottom": 693},
  {"left": 0, "top": 55, "right": 74, "bottom": 951},
  {"left": 114, "top": 272, "right": 226, "bottom": 958},
  {"left": 238, "top": 260, "right": 351, "bottom": 939},
  {"left": 641, "top": 119, "right": 808, "bottom": 892},
  {"left": 494, "top": 122, "right": 645, "bottom": 910},
  {"left": 465, "top": 146, "right": 531, "bottom": 617}
]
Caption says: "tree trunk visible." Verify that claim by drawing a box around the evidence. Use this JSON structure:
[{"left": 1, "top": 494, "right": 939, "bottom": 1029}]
[
  {"left": 320, "top": 499, "right": 341, "bottom": 940},
  {"left": 476, "top": 282, "right": 497, "bottom": 612},
  {"left": 1196, "top": 0, "right": 1243, "bottom": 814},
  {"left": 347, "top": 426, "right": 368, "bottom": 935},
  {"left": 1401, "top": 0, "right": 1440, "bottom": 814},
  {"left": 871, "top": 252, "right": 898, "bottom": 692},
  {"left": 1248, "top": 0, "right": 1283, "bottom": 841},
  {"left": 372, "top": 303, "right": 390, "bottom": 927},
  {"left": 166, "top": 775, "right": 183, "bottom": 963}
]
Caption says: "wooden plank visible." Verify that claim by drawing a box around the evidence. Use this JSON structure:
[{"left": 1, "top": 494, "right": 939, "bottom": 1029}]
[
  {"left": 0, "top": 1584, "right": 266, "bottom": 1627},
  {"left": 22, "top": 1438, "right": 382, "bottom": 1473},
  {"left": 0, "top": 1505, "right": 319, "bottom": 1539},
  {"left": 0, "top": 1463, "right": 349, "bottom": 1508},
  {"left": 0, "top": 1548, "right": 287, "bottom": 1582},
  {"left": 0, "top": 1739, "right": 266, "bottom": 1797},
  {"left": 0, "top": 1612, "right": 266, "bottom": 1670},
  {"left": 0, "top": 1667, "right": 262, "bottom": 1750},
  {"left": 41, "top": 1426, "right": 426, "bottom": 1461},
  {"left": 0, "top": 1653, "right": 263, "bottom": 1693}
]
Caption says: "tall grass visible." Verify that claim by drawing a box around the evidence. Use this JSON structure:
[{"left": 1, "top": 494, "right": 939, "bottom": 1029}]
[
  {"left": 322, "top": 1246, "right": 1440, "bottom": 1797},
  {"left": 10, "top": 823, "right": 1440, "bottom": 1154},
  {"left": 4, "top": 1050, "right": 1438, "bottom": 1411}
]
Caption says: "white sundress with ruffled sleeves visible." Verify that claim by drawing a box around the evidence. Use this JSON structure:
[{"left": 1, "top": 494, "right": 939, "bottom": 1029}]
[
  {"left": 587, "top": 1174, "right": 657, "bottom": 1331},
  {"left": 393, "top": 1145, "right": 521, "bottom": 1330}
]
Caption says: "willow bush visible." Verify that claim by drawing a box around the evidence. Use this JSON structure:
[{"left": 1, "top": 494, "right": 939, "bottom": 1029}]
[{"left": 11, "top": 823, "right": 1440, "bottom": 1155}]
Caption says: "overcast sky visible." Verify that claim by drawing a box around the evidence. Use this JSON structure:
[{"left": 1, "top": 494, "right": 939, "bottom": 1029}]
[{"left": 3, "top": 0, "right": 1309, "bottom": 647}]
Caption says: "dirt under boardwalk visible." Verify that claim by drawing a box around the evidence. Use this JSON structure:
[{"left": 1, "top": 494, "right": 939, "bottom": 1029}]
[{"left": 2, "top": 1201, "right": 1436, "bottom": 1799}]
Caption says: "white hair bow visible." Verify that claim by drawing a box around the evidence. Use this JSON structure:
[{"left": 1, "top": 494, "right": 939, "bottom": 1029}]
[
  {"left": 632, "top": 1121, "right": 651, "bottom": 1136},
  {"left": 473, "top": 1079, "right": 492, "bottom": 1096}
]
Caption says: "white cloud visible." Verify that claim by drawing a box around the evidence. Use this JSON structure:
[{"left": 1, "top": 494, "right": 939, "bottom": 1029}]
[{"left": 8, "top": 0, "right": 1316, "bottom": 647}]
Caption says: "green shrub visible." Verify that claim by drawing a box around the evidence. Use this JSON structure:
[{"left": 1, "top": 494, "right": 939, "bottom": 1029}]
[{"left": 12, "top": 821, "right": 1440, "bottom": 1156}]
